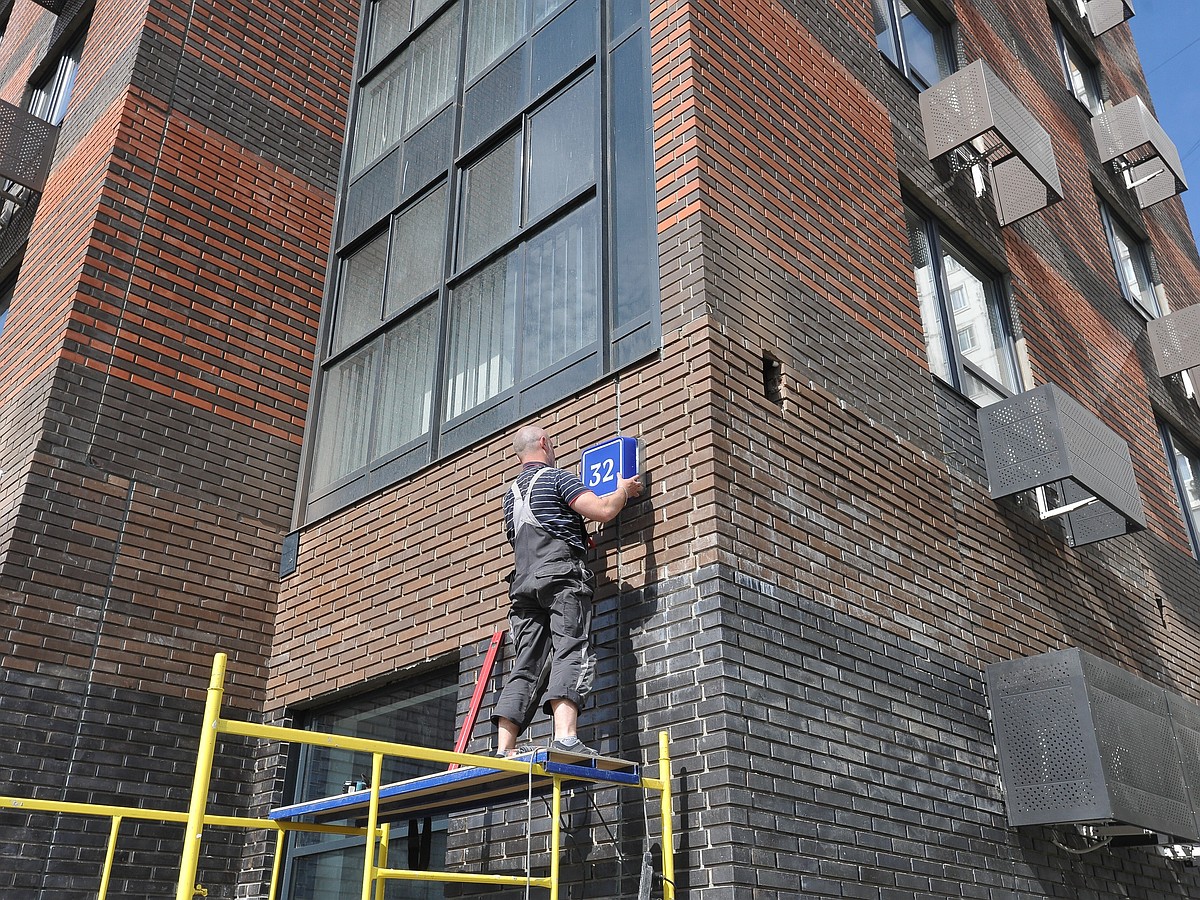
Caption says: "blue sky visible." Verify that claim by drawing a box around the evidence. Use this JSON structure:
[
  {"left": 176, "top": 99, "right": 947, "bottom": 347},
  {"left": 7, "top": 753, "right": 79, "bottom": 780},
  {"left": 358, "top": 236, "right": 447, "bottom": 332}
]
[{"left": 1129, "top": 1, "right": 1200, "bottom": 234}]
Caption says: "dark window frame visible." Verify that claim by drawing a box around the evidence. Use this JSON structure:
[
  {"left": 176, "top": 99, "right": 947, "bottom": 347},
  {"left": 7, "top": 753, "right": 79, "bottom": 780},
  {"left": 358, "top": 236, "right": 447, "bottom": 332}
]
[
  {"left": 295, "top": 0, "right": 660, "bottom": 525},
  {"left": 873, "top": 0, "right": 956, "bottom": 91},
  {"left": 1161, "top": 421, "right": 1200, "bottom": 560},
  {"left": 905, "top": 200, "right": 1023, "bottom": 405},
  {"left": 1052, "top": 18, "right": 1102, "bottom": 115},
  {"left": 1099, "top": 199, "right": 1159, "bottom": 319},
  {"left": 277, "top": 661, "right": 460, "bottom": 900}
]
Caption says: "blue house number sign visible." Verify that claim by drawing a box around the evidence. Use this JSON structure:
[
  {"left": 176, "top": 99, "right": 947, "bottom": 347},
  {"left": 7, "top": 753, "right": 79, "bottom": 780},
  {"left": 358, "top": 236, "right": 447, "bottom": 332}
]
[{"left": 580, "top": 436, "right": 640, "bottom": 497}]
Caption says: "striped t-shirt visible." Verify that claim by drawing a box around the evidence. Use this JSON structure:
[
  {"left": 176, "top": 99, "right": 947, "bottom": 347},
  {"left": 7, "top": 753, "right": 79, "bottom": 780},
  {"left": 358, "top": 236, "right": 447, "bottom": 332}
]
[{"left": 503, "top": 463, "right": 590, "bottom": 552}]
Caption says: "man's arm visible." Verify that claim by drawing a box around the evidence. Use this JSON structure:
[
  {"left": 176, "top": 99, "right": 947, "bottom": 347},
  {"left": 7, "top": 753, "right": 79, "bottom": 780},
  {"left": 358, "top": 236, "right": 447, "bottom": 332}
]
[{"left": 570, "top": 475, "right": 644, "bottom": 524}]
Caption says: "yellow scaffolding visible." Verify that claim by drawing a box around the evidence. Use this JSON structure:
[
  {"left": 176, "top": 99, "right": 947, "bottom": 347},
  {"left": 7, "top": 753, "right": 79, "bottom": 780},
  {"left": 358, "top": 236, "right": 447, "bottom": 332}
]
[{"left": 1, "top": 652, "right": 676, "bottom": 900}]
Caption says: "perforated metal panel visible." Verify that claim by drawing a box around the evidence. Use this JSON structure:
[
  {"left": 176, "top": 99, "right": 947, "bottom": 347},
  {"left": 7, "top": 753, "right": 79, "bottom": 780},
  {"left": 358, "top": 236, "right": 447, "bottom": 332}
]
[
  {"left": 1149, "top": 305, "right": 1200, "bottom": 378},
  {"left": 0, "top": 101, "right": 59, "bottom": 194},
  {"left": 1084, "top": 0, "right": 1134, "bottom": 37},
  {"left": 27, "top": 0, "right": 65, "bottom": 11},
  {"left": 977, "top": 384, "right": 1147, "bottom": 544},
  {"left": 1092, "top": 96, "right": 1186, "bottom": 210},
  {"left": 919, "top": 60, "right": 1062, "bottom": 226},
  {"left": 986, "top": 649, "right": 1200, "bottom": 839}
]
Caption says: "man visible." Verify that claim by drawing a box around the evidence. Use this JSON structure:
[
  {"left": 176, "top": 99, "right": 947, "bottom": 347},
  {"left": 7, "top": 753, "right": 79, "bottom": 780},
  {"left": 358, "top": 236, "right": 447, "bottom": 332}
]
[{"left": 492, "top": 424, "right": 643, "bottom": 757}]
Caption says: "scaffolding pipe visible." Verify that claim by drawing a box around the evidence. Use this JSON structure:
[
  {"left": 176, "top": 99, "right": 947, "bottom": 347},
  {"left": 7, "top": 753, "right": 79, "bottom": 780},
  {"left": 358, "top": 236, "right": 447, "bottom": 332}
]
[
  {"left": 98, "top": 815, "right": 122, "bottom": 900},
  {"left": 175, "top": 653, "right": 228, "bottom": 900}
]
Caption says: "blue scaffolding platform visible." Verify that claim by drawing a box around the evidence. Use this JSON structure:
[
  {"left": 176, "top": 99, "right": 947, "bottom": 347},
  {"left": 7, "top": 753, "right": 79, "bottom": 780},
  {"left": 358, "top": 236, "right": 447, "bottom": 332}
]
[{"left": 271, "top": 749, "right": 641, "bottom": 825}]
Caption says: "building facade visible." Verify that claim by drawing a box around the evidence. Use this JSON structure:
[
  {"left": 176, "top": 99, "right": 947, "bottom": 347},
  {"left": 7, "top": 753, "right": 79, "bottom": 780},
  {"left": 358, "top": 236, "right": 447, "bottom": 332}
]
[{"left": 1, "top": 0, "right": 1199, "bottom": 897}]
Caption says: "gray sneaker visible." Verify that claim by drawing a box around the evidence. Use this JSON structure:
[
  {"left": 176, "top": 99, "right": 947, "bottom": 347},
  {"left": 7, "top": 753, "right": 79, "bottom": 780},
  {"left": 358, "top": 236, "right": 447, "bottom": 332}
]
[{"left": 550, "top": 736, "right": 598, "bottom": 757}]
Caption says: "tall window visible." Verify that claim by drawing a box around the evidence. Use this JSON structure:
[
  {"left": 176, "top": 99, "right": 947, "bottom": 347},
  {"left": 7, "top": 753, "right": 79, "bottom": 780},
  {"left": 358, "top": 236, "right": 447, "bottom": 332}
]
[
  {"left": 1053, "top": 21, "right": 1102, "bottom": 115},
  {"left": 279, "top": 666, "right": 459, "bottom": 899},
  {"left": 300, "top": 0, "right": 659, "bottom": 520},
  {"left": 1100, "top": 201, "right": 1159, "bottom": 318},
  {"left": 1162, "top": 424, "right": 1200, "bottom": 559},
  {"left": 873, "top": 0, "right": 954, "bottom": 90},
  {"left": 28, "top": 30, "right": 86, "bottom": 126},
  {"left": 0, "top": 276, "right": 14, "bottom": 339},
  {"left": 905, "top": 203, "right": 1021, "bottom": 405}
]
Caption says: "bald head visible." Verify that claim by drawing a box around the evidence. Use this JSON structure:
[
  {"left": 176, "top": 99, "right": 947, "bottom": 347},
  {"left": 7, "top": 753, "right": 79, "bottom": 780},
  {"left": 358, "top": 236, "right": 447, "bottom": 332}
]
[{"left": 513, "top": 425, "right": 554, "bottom": 465}]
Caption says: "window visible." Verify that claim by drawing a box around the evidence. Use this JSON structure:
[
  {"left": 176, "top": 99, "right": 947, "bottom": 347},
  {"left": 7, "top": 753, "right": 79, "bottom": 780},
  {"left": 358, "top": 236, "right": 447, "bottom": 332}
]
[
  {"left": 28, "top": 30, "right": 86, "bottom": 126},
  {"left": 1100, "top": 201, "right": 1159, "bottom": 318},
  {"left": 279, "top": 666, "right": 458, "bottom": 899},
  {"left": 905, "top": 203, "right": 1021, "bottom": 405},
  {"left": 1162, "top": 424, "right": 1200, "bottom": 558},
  {"left": 1053, "top": 21, "right": 1102, "bottom": 115},
  {"left": 873, "top": 0, "right": 954, "bottom": 89},
  {"left": 300, "top": 0, "right": 659, "bottom": 519},
  {"left": 0, "top": 276, "right": 13, "bottom": 339}
]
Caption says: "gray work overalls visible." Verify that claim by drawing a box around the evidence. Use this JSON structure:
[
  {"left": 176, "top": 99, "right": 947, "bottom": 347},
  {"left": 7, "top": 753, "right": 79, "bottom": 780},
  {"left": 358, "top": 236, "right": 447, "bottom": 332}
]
[{"left": 492, "top": 468, "right": 596, "bottom": 731}]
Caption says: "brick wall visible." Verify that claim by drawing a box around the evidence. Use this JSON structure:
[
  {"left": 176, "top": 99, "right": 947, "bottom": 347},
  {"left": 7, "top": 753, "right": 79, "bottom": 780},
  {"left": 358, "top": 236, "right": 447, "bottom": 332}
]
[
  {"left": 0, "top": 0, "right": 355, "bottom": 894},
  {"left": 263, "top": 0, "right": 1198, "bottom": 897}
]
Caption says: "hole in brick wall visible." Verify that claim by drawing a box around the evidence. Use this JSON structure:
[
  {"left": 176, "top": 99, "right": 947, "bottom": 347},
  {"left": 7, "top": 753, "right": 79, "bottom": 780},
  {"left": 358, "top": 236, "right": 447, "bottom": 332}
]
[{"left": 762, "top": 352, "right": 783, "bottom": 405}]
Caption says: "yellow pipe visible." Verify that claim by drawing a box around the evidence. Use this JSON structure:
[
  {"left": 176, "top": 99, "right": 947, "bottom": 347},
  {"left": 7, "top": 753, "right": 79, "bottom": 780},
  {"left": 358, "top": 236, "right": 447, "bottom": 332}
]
[
  {"left": 659, "top": 731, "right": 675, "bottom": 900},
  {"left": 98, "top": 815, "right": 122, "bottom": 900},
  {"left": 374, "top": 869, "right": 553, "bottom": 887},
  {"left": 374, "top": 823, "right": 390, "bottom": 900},
  {"left": 549, "top": 775, "right": 562, "bottom": 900},
  {"left": 0, "top": 795, "right": 363, "bottom": 836},
  {"left": 218, "top": 719, "right": 542, "bottom": 774},
  {"left": 360, "top": 752, "right": 384, "bottom": 900},
  {"left": 175, "top": 652, "right": 228, "bottom": 900},
  {"left": 266, "top": 828, "right": 286, "bottom": 900}
]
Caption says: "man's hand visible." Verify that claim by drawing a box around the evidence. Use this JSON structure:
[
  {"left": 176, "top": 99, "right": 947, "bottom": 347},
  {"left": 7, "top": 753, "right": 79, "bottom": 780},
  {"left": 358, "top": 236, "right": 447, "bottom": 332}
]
[{"left": 571, "top": 475, "right": 644, "bottom": 524}]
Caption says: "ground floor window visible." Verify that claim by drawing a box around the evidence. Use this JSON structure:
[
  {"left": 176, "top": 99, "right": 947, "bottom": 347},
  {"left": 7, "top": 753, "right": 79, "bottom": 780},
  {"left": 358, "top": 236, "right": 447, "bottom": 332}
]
[{"left": 280, "top": 665, "right": 459, "bottom": 899}]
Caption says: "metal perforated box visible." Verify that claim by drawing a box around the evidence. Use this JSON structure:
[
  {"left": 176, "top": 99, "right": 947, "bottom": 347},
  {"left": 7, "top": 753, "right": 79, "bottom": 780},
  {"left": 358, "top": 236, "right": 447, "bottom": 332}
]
[
  {"left": 1148, "top": 305, "right": 1200, "bottom": 379},
  {"left": 919, "top": 59, "right": 1062, "bottom": 226},
  {"left": 986, "top": 649, "right": 1200, "bottom": 839},
  {"left": 1092, "top": 96, "right": 1186, "bottom": 210},
  {"left": 0, "top": 100, "right": 59, "bottom": 194},
  {"left": 977, "top": 384, "right": 1147, "bottom": 546},
  {"left": 1084, "top": 0, "right": 1134, "bottom": 37}
]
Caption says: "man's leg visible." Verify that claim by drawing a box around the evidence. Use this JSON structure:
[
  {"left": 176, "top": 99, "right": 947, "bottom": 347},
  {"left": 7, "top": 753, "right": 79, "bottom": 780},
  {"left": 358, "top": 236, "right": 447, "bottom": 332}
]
[
  {"left": 492, "top": 597, "right": 549, "bottom": 751},
  {"left": 550, "top": 698, "right": 579, "bottom": 741}
]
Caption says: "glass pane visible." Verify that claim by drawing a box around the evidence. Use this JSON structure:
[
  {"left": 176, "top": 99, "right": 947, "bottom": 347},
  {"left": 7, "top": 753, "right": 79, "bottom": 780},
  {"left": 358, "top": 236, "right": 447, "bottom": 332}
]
[
  {"left": 905, "top": 208, "right": 952, "bottom": 385},
  {"left": 1109, "top": 216, "right": 1158, "bottom": 316},
  {"left": 284, "top": 669, "right": 457, "bottom": 900},
  {"left": 1063, "top": 39, "right": 1100, "bottom": 114},
  {"left": 1169, "top": 433, "right": 1200, "bottom": 536},
  {"left": 332, "top": 234, "right": 389, "bottom": 353},
  {"left": 466, "top": 0, "right": 527, "bottom": 82},
  {"left": 412, "top": 0, "right": 445, "bottom": 27},
  {"left": 29, "top": 33, "right": 85, "bottom": 126},
  {"left": 609, "top": 0, "right": 640, "bottom": 37},
  {"left": 872, "top": 0, "right": 899, "bottom": 66},
  {"left": 534, "top": 0, "right": 570, "bottom": 24},
  {"left": 387, "top": 185, "right": 447, "bottom": 317},
  {"left": 368, "top": 0, "right": 413, "bottom": 66},
  {"left": 526, "top": 72, "right": 597, "bottom": 220},
  {"left": 942, "top": 244, "right": 1018, "bottom": 393},
  {"left": 310, "top": 344, "right": 378, "bottom": 490},
  {"left": 404, "top": 6, "right": 462, "bottom": 132},
  {"left": 531, "top": 0, "right": 597, "bottom": 97},
  {"left": 611, "top": 29, "right": 655, "bottom": 328},
  {"left": 351, "top": 54, "right": 409, "bottom": 176},
  {"left": 373, "top": 303, "right": 439, "bottom": 456},
  {"left": 522, "top": 201, "right": 599, "bottom": 377},
  {"left": 459, "top": 133, "right": 520, "bottom": 265},
  {"left": 897, "top": 0, "right": 950, "bottom": 88},
  {"left": 445, "top": 251, "right": 518, "bottom": 418}
]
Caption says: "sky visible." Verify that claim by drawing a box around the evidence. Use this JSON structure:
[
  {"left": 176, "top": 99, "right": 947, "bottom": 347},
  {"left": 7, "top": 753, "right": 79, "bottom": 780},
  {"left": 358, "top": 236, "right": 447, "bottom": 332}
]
[{"left": 1128, "top": 1, "right": 1200, "bottom": 234}]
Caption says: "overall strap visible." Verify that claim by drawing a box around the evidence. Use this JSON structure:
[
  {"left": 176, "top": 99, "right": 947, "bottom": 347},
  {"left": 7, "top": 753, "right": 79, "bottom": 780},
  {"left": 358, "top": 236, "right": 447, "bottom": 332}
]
[{"left": 510, "top": 468, "right": 549, "bottom": 535}]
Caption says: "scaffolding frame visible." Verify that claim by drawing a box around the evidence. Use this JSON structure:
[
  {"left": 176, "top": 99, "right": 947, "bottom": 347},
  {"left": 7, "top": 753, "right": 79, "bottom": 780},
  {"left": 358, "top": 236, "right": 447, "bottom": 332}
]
[{"left": 1, "top": 653, "right": 676, "bottom": 900}]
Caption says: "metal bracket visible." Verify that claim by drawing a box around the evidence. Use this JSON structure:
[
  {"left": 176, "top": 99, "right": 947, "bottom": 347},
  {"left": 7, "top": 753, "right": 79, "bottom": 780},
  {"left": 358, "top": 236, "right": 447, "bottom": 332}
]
[{"left": 1035, "top": 485, "right": 1098, "bottom": 520}]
